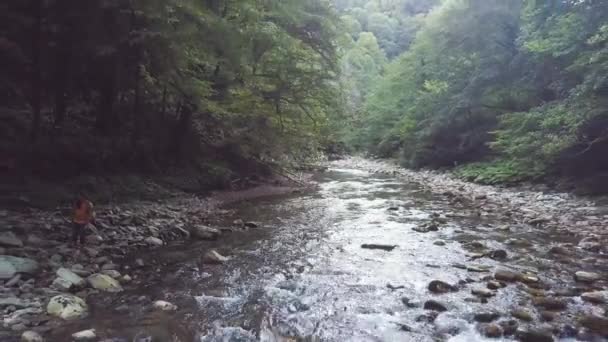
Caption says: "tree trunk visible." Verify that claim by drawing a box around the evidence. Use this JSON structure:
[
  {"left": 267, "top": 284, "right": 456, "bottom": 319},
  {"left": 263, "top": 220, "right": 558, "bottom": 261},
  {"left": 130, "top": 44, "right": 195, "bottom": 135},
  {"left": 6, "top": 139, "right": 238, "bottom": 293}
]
[{"left": 30, "top": 0, "right": 43, "bottom": 141}]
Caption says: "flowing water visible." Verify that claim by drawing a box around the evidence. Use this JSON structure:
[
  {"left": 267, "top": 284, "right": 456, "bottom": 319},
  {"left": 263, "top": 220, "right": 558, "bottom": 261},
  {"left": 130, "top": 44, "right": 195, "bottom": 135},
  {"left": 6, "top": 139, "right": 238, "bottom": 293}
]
[{"left": 50, "top": 164, "right": 606, "bottom": 341}]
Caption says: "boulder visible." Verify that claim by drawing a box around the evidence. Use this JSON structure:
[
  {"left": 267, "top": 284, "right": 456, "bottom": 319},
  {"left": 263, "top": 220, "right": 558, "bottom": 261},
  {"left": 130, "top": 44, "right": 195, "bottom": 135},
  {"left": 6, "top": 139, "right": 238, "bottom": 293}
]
[
  {"left": 474, "top": 312, "right": 500, "bottom": 323},
  {"left": 72, "top": 329, "right": 96, "bottom": 341},
  {"left": 533, "top": 297, "right": 567, "bottom": 311},
  {"left": 153, "top": 300, "right": 177, "bottom": 311},
  {"left": 47, "top": 294, "right": 88, "bottom": 320},
  {"left": 144, "top": 236, "right": 163, "bottom": 247},
  {"left": 191, "top": 226, "right": 221, "bottom": 240},
  {"left": 574, "top": 271, "right": 601, "bottom": 283},
  {"left": 202, "top": 250, "right": 228, "bottom": 264},
  {"left": 494, "top": 269, "right": 521, "bottom": 282},
  {"left": 428, "top": 280, "right": 457, "bottom": 294},
  {"left": 581, "top": 291, "right": 608, "bottom": 304},
  {"left": 101, "top": 270, "right": 121, "bottom": 279},
  {"left": 0, "top": 232, "right": 23, "bottom": 247},
  {"left": 488, "top": 249, "right": 507, "bottom": 260},
  {"left": 579, "top": 315, "right": 608, "bottom": 336},
  {"left": 515, "top": 329, "right": 554, "bottom": 342},
  {"left": 0, "top": 255, "right": 39, "bottom": 280},
  {"left": 423, "top": 300, "right": 447, "bottom": 312},
  {"left": 21, "top": 331, "right": 44, "bottom": 342},
  {"left": 87, "top": 274, "right": 123, "bottom": 292},
  {"left": 511, "top": 308, "right": 533, "bottom": 322},
  {"left": 472, "top": 288, "right": 495, "bottom": 298},
  {"left": 478, "top": 323, "right": 502, "bottom": 338},
  {"left": 56, "top": 268, "right": 86, "bottom": 288}
]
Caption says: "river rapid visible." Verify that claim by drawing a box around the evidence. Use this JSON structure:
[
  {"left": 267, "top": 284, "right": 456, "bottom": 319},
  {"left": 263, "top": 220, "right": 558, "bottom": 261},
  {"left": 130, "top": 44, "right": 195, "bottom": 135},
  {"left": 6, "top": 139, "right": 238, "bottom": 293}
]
[{"left": 49, "top": 159, "right": 608, "bottom": 342}]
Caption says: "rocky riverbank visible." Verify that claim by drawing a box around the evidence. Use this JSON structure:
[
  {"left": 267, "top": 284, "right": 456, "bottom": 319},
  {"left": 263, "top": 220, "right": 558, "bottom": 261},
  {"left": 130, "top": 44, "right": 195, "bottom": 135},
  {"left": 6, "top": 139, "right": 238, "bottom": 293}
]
[
  {"left": 0, "top": 184, "right": 302, "bottom": 341},
  {"left": 336, "top": 158, "right": 608, "bottom": 340}
]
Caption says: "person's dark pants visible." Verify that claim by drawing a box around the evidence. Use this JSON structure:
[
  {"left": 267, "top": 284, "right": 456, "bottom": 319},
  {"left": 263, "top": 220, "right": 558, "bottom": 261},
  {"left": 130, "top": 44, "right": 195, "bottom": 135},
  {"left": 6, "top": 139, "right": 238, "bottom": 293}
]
[{"left": 72, "top": 222, "right": 86, "bottom": 245}]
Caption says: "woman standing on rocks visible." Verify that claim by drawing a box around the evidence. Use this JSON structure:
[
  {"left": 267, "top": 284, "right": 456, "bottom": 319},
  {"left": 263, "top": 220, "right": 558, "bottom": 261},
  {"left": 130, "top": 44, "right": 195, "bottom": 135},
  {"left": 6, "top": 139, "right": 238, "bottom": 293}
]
[{"left": 72, "top": 197, "right": 96, "bottom": 246}]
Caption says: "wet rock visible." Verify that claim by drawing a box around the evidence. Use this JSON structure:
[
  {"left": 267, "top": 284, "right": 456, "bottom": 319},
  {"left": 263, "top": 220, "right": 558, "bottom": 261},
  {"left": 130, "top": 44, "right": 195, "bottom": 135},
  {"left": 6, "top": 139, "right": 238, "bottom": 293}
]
[
  {"left": 387, "top": 206, "right": 399, "bottom": 211},
  {"left": 5, "top": 274, "right": 21, "bottom": 287},
  {"left": 52, "top": 277, "right": 76, "bottom": 292},
  {"left": 0, "top": 232, "right": 23, "bottom": 247},
  {"left": 244, "top": 222, "right": 259, "bottom": 228},
  {"left": 203, "top": 250, "right": 228, "bottom": 264},
  {"left": 474, "top": 312, "right": 500, "bottom": 323},
  {"left": 467, "top": 265, "right": 491, "bottom": 273},
  {"left": 574, "top": 271, "right": 601, "bottom": 283},
  {"left": 121, "top": 274, "right": 132, "bottom": 283},
  {"left": 101, "top": 262, "right": 118, "bottom": 271},
  {"left": 494, "top": 269, "right": 521, "bottom": 282},
  {"left": 360, "top": 244, "right": 397, "bottom": 251},
  {"left": 21, "top": 330, "right": 44, "bottom": 342},
  {"left": 533, "top": 297, "right": 567, "bottom": 311},
  {"left": 499, "top": 320, "right": 519, "bottom": 336},
  {"left": 72, "top": 329, "right": 96, "bottom": 341},
  {"left": 191, "top": 226, "right": 221, "bottom": 240},
  {"left": 489, "top": 250, "right": 508, "bottom": 260},
  {"left": 581, "top": 291, "right": 608, "bottom": 304},
  {"left": 511, "top": 308, "right": 533, "bottom": 322},
  {"left": 101, "top": 270, "right": 121, "bottom": 279},
  {"left": 0, "top": 297, "right": 29, "bottom": 308},
  {"left": 478, "top": 323, "right": 502, "bottom": 338},
  {"left": 153, "top": 300, "right": 177, "bottom": 312},
  {"left": 47, "top": 294, "right": 88, "bottom": 320},
  {"left": 548, "top": 246, "right": 570, "bottom": 255},
  {"left": 135, "top": 258, "right": 145, "bottom": 267},
  {"left": 487, "top": 281, "right": 505, "bottom": 290},
  {"left": 87, "top": 274, "right": 123, "bottom": 292},
  {"left": 424, "top": 300, "right": 447, "bottom": 312},
  {"left": 472, "top": 288, "right": 495, "bottom": 298},
  {"left": 579, "top": 315, "right": 608, "bottom": 336},
  {"left": 540, "top": 311, "right": 556, "bottom": 322},
  {"left": 515, "top": 329, "right": 554, "bottom": 342},
  {"left": 0, "top": 255, "right": 39, "bottom": 279},
  {"left": 85, "top": 235, "right": 103, "bottom": 245},
  {"left": 433, "top": 241, "right": 446, "bottom": 246},
  {"left": 144, "top": 237, "right": 163, "bottom": 247},
  {"left": 401, "top": 297, "right": 420, "bottom": 308},
  {"left": 428, "top": 280, "right": 457, "bottom": 294}
]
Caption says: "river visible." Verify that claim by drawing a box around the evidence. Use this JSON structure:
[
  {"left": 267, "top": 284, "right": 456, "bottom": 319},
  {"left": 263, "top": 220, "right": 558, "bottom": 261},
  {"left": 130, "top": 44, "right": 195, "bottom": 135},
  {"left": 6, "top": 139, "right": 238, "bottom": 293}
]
[{"left": 49, "top": 161, "right": 607, "bottom": 341}]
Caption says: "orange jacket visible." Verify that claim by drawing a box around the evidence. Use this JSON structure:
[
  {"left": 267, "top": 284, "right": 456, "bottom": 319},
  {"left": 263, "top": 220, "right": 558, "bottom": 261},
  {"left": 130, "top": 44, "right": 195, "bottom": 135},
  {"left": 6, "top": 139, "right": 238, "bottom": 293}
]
[{"left": 73, "top": 200, "right": 94, "bottom": 224}]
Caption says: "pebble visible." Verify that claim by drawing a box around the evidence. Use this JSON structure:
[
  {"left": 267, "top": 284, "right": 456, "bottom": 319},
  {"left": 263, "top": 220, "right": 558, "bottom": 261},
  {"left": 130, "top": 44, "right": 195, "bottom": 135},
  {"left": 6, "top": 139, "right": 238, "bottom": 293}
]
[
  {"left": 472, "top": 288, "right": 495, "bottom": 298},
  {"left": 474, "top": 312, "right": 500, "bottom": 323},
  {"left": 533, "top": 297, "right": 568, "bottom": 311},
  {"left": 494, "top": 269, "right": 521, "bottom": 282}
]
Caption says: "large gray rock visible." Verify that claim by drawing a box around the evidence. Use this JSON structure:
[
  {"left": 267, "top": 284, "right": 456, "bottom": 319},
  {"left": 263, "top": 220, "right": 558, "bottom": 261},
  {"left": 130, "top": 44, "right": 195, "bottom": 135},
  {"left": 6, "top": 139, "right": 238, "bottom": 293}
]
[
  {"left": 0, "top": 232, "right": 23, "bottom": 247},
  {"left": 56, "top": 268, "right": 86, "bottom": 288},
  {"left": 21, "top": 330, "right": 44, "bottom": 342},
  {"left": 0, "top": 255, "right": 39, "bottom": 279},
  {"left": 191, "top": 226, "right": 221, "bottom": 240},
  {"left": 87, "top": 273, "right": 123, "bottom": 292},
  {"left": 574, "top": 271, "right": 601, "bottom": 283},
  {"left": 144, "top": 236, "right": 163, "bottom": 247},
  {"left": 72, "top": 329, "right": 96, "bottom": 341},
  {"left": 47, "top": 294, "right": 88, "bottom": 320},
  {"left": 202, "top": 250, "right": 228, "bottom": 264}
]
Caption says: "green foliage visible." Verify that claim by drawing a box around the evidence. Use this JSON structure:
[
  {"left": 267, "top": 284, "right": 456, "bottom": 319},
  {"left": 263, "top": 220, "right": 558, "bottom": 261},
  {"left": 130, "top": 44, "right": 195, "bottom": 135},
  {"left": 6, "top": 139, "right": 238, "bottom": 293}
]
[
  {"left": 333, "top": 0, "right": 608, "bottom": 184},
  {"left": 1, "top": 0, "right": 341, "bottom": 179},
  {"left": 454, "top": 159, "right": 543, "bottom": 185}
]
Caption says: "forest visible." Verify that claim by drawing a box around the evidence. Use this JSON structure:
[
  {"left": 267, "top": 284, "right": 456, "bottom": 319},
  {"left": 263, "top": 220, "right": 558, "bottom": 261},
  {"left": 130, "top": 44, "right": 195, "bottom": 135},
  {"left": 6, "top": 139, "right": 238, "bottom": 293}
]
[
  {"left": 1, "top": 0, "right": 608, "bottom": 192},
  {"left": 333, "top": 0, "right": 608, "bottom": 191}
]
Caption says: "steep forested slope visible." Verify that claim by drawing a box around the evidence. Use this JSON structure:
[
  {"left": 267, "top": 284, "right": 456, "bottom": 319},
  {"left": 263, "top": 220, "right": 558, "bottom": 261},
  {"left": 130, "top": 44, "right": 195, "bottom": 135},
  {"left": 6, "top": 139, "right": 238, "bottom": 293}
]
[
  {"left": 334, "top": 0, "right": 608, "bottom": 191},
  {"left": 0, "top": 0, "right": 340, "bottom": 186}
]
